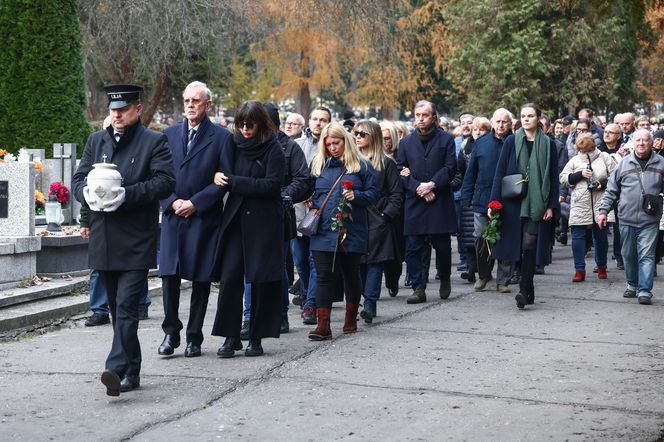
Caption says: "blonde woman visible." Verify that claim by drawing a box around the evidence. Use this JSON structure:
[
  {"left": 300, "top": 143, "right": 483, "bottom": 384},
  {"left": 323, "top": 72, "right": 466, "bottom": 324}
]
[
  {"left": 308, "top": 122, "right": 378, "bottom": 340},
  {"left": 380, "top": 120, "right": 400, "bottom": 159},
  {"left": 353, "top": 120, "right": 404, "bottom": 322}
]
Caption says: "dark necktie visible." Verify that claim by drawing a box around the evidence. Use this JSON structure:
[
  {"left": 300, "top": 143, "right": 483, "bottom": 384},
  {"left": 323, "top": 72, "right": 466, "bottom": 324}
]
[{"left": 187, "top": 128, "right": 196, "bottom": 154}]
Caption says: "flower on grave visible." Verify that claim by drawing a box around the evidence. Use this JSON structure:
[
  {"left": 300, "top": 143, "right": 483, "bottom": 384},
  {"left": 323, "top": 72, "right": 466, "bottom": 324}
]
[
  {"left": 49, "top": 181, "right": 70, "bottom": 205},
  {"left": 33, "top": 160, "right": 44, "bottom": 172},
  {"left": 35, "top": 190, "right": 46, "bottom": 215}
]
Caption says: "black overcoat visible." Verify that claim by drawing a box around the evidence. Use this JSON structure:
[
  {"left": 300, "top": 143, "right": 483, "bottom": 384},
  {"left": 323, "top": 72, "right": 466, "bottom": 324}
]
[
  {"left": 489, "top": 134, "right": 559, "bottom": 262},
  {"left": 396, "top": 128, "right": 457, "bottom": 235},
  {"left": 159, "top": 116, "right": 233, "bottom": 281},
  {"left": 214, "top": 137, "right": 286, "bottom": 283},
  {"left": 72, "top": 124, "right": 175, "bottom": 270},
  {"left": 365, "top": 157, "right": 404, "bottom": 263}
]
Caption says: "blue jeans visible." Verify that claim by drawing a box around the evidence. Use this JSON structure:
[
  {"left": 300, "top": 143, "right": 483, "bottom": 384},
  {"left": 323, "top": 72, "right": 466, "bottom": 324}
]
[
  {"left": 244, "top": 241, "right": 290, "bottom": 321},
  {"left": 303, "top": 252, "right": 318, "bottom": 308},
  {"left": 613, "top": 218, "right": 623, "bottom": 265},
  {"left": 291, "top": 236, "right": 310, "bottom": 294},
  {"left": 454, "top": 200, "right": 466, "bottom": 261},
  {"left": 619, "top": 223, "right": 658, "bottom": 296},
  {"left": 571, "top": 225, "right": 608, "bottom": 270},
  {"left": 361, "top": 263, "right": 383, "bottom": 310},
  {"left": 90, "top": 269, "right": 150, "bottom": 316},
  {"left": 405, "top": 234, "right": 451, "bottom": 289}
]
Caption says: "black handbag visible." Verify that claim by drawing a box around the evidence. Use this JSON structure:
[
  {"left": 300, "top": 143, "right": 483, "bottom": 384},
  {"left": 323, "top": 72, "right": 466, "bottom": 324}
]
[
  {"left": 636, "top": 171, "right": 663, "bottom": 216},
  {"left": 297, "top": 168, "right": 346, "bottom": 236},
  {"left": 501, "top": 173, "right": 528, "bottom": 200}
]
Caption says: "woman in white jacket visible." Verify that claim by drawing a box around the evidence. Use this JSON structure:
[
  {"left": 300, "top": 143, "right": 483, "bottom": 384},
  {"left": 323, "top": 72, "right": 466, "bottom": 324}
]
[{"left": 560, "top": 134, "right": 616, "bottom": 282}]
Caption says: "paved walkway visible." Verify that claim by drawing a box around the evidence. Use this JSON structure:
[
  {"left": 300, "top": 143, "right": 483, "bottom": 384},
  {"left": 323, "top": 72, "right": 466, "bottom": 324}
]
[{"left": 1, "top": 243, "right": 663, "bottom": 441}]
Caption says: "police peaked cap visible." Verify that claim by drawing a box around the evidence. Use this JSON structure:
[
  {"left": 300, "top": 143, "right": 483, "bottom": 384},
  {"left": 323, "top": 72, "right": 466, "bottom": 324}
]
[{"left": 103, "top": 84, "right": 144, "bottom": 109}]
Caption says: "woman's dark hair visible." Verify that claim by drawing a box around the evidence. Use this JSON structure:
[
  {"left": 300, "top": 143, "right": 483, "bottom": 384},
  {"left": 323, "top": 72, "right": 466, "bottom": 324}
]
[
  {"left": 520, "top": 102, "right": 542, "bottom": 119},
  {"left": 234, "top": 100, "right": 277, "bottom": 142}
]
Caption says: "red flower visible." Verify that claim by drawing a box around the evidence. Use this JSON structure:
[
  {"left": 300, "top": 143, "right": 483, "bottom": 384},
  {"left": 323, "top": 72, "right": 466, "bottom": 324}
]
[
  {"left": 48, "top": 181, "right": 70, "bottom": 205},
  {"left": 342, "top": 180, "right": 354, "bottom": 190},
  {"left": 487, "top": 200, "right": 503, "bottom": 211},
  {"left": 336, "top": 212, "right": 343, "bottom": 220}
]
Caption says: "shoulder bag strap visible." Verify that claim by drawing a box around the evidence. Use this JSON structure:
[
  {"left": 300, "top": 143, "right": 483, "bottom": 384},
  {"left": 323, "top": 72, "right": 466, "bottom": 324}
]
[{"left": 318, "top": 168, "right": 346, "bottom": 213}]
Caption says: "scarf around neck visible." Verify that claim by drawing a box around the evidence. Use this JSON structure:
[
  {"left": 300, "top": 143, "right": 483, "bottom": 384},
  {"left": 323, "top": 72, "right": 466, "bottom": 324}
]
[
  {"left": 234, "top": 132, "right": 275, "bottom": 161},
  {"left": 516, "top": 127, "right": 551, "bottom": 221}
]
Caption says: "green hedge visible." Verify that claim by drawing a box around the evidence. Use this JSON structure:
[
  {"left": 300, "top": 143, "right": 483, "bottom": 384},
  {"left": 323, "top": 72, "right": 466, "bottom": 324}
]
[{"left": 0, "top": 0, "right": 90, "bottom": 158}]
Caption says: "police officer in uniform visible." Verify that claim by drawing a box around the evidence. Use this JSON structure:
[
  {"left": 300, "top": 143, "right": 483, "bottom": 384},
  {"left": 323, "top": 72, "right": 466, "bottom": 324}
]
[{"left": 72, "top": 85, "right": 175, "bottom": 396}]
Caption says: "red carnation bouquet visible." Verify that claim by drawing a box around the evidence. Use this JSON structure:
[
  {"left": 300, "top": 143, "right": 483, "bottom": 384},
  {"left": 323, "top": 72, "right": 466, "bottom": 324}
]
[
  {"left": 49, "top": 181, "right": 70, "bottom": 205},
  {"left": 481, "top": 200, "right": 503, "bottom": 258},
  {"left": 331, "top": 179, "right": 354, "bottom": 270}
]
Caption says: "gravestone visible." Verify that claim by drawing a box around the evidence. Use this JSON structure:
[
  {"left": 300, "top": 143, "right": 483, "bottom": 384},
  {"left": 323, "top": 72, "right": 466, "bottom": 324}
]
[{"left": 0, "top": 162, "right": 35, "bottom": 236}]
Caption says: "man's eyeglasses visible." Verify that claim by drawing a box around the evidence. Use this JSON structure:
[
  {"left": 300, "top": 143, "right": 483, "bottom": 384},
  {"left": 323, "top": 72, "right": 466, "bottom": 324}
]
[
  {"left": 577, "top": 128, "right": 589, "bottom": 133},
  {"left": 605, "top": 131, "right": 621, "bottom": 135},
  {"left": 353, "top": 130, "right": 369, "bottom": 139},
  {"left": 237, "top": 121, "right": 255, "bottom": 129}
]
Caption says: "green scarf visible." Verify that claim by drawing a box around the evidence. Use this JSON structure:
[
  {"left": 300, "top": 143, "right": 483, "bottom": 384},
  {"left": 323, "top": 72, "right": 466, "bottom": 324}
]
[{"left": 515, "top": 127, "right": 550, "bottom": 221}]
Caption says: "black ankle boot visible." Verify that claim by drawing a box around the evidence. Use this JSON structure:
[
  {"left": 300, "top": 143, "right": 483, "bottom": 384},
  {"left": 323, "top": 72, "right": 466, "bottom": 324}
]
[
  {"left": 217, "top": 337, "right": 242, "bottom": 358},
  {"left": 245, "top": 339, "right": 264, "bottom": 357}
]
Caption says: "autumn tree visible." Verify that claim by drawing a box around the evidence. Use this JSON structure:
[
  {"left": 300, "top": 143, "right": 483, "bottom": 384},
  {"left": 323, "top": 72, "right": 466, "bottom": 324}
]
[{"left": 0, "top": 0, "right": 90, "bottom": 155}]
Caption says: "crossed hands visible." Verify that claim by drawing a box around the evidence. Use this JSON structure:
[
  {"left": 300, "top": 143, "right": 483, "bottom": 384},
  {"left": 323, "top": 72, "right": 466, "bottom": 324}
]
[
  {"left": 400, "top": 167, "right": 436, "bottom": 203},
  {"left": 171, "top": 199, "right": 197, "bottom": 218}
]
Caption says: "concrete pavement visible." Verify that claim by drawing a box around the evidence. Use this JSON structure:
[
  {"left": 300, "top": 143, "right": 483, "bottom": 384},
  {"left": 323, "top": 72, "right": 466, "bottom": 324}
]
[{"left": 1, "top": 243, "right": 663, "bottom": 441}]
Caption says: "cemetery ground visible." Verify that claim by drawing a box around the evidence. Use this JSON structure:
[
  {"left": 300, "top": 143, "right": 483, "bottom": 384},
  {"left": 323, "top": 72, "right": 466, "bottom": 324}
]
[{"left": 1, "top": 242, "right": 664, "bottom": 441}]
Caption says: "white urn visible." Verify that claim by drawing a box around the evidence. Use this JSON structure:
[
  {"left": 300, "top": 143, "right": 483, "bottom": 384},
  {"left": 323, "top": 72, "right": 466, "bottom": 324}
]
[{"left": 86, "top": 163, "right": 123, "bottom": 210}]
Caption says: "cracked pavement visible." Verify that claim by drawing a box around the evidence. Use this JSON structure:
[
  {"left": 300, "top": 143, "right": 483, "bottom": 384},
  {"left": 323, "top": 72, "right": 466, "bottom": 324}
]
[{"left": 1, "top": 244, "right": 664, "bottom": 441}]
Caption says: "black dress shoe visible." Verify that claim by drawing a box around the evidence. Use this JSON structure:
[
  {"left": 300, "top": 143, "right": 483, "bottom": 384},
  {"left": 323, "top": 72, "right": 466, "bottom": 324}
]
[
  {"left": 245, "top": 339, "right": 264, "bottom": 357},
  {"left": 387, "top": 287, "right": 398, "bottom": 297},
  {"left": 515, "top": 293, "right": 527, "bottom": 309},
  {"left": 120, "top": 375, "right": 140, "bottom": 392},
  {"left": 184, "top": 342, "right": 201, "bottom": 358},
  {"left": 85, "top": 313, "right": 110, "bottom": 327},
  {"left": 158, "top": 334, "right": 180, "bottom": 356},
  {"left": 280, "top": 317, "right": 290, "bottom": 334},
  {"left": 101, "top": 370, "right": 121, "bottom": 397},
  {"left": 217, "top": 337, "right": 242, "bottom": 358},
  {"left": 239, "top": 321, "right": 250, "bottom": 340}
]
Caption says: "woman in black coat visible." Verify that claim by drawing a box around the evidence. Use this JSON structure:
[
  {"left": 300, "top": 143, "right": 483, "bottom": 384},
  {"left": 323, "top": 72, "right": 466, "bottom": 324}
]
[
  {"left": 354, "top": 120, "right": 404, "bottom": 323},
  {"left": 489, "top": 103, "right": 559, "bottom": 309},
  {"left": 211, "top": 100, "right": 285, "bottom": 357}
]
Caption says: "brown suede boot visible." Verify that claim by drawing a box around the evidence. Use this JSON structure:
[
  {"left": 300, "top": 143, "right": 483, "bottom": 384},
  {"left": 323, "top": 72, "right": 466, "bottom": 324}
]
[
  {"left": 308, "top": 307, "right": 332, "bottom": 341},
  {"left": 342, "top": 302, "right": 359, "bottom": 334}
]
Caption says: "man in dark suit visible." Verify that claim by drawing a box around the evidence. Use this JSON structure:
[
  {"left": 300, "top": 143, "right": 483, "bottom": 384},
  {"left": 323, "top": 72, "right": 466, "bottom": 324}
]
[
  {"left": 72, "top": 84, "right": 175, "bottom": 396},
  {"left": 158, "top": 81, "right": 233, "bottom": 358},
  {"left": 397, "top": 100, "right": 457, "bottom": 304}
]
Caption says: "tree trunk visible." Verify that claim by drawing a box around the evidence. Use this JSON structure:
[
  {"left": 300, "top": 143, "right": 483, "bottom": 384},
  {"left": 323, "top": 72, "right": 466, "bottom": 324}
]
[
  {"left": 295, "top": 49, "right": 311, "bottom": 120},
  {"left": 142, "top": 71, "right": 169, "bottom": 127}
]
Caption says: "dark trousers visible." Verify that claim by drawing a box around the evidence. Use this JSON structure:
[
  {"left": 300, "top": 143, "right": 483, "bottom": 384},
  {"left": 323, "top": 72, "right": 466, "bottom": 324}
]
[
  {"left": 161, "top": 275, "right": 211, "bottom": 346},
  {"left": 383, "top": 259, "right": 403, "bottom": 290},
  {"left": 312, "top": 251, "right": 363, "bottom": 308},
  {"left": 211, "top": 219, "right": 281, "bottom": 339},
  {"left": 520, "top": 220, "right": 539, "bottom": 301},
  {"left": 406, "top": 234, "right": 451, "bottom": 289},
  {"left": 100, "top": 269, "right": 148, "bottom": 377}
]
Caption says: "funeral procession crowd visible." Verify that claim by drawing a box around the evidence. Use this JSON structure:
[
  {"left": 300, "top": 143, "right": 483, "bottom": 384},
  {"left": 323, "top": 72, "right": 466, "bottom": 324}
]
[{"left": 73, "top": 81, "right": 664, "bottom": 397}]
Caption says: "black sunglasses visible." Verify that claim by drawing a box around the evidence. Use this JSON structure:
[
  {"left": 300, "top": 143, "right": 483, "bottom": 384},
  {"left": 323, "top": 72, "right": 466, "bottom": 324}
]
[
  {"left": 353, "top": 130, "right": 369, "bottom": 139},
  {"left": 237, "top": 121, "right": 255, "bottom": 130}
]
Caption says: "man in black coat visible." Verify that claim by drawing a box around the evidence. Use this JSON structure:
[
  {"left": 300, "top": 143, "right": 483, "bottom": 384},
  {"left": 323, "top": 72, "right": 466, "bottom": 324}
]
[
  {"left": 72, "top": 84, "right": 175, "bottom": 396},
  {"left": 397, "top": 100, "right": 457, "bottom": 304},
  {"left": 158, "top": 81, "right": 233, "bottom": 358}
]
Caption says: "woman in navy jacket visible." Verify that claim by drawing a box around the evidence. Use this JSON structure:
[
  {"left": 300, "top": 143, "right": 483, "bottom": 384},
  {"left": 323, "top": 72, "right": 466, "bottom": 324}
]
[
  {"left": 211, "top": 100, "right": 285, "bottom": 357},
  {"left": 308, "top": 122, "right": 377, "bottom": 340},
  {"left": 489, "top": 103, "right": 559, "bottom": 309}
]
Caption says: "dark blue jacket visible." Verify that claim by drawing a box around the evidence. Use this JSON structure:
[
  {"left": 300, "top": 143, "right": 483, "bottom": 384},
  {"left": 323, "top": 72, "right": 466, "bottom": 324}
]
[
  {"left": 309, "top": 159, "right": 377, "bottom": 254},
  {"left": 460, "top": 130, "right": 505, "bottom": 214},
  {"left": 396, "top": 127, "right": 457, "bottom": 235},
  {"left": 159, "top": 116, "right": 233, "bottom": 281}
]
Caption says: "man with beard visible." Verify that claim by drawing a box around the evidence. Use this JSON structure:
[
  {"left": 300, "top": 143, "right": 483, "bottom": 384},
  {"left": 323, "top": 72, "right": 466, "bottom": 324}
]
[{"left": 397, "top": 100, "right": 457, "bottom": 303}]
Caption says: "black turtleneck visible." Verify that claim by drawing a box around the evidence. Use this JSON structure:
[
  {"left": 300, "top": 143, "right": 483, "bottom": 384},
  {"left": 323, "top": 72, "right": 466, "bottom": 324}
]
[
  {"left": 636, "top": 151, "right": 652, "bottom": 170},
  {"left": 418, "top": 126, "right": 436, "bottom": 147}
]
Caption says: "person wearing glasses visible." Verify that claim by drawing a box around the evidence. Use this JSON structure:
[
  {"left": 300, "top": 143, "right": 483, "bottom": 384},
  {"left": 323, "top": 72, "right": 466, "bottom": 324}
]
[
  {"left": 560, "top": 133, "right": 615, "bottom": 282},
  {"left": 307, "top": 122, "right": 377, "bottom": 340},
  {"left": 352, "top": 120, "right": 403, "bottom": 322},
  {"left": 211, "top": 100, "right": 285, "bottom": 358},
  {"left": 284, "top": 113, "right": 305, "bottom": 139}
]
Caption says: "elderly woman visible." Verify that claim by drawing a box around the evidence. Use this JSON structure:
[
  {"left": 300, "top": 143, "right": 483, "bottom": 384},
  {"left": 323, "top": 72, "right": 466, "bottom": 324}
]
[
  {"left": 353, "top": 120, "right": 403, "bottom": 322},
  {"left": 308, "top": 122, "right": 377, "bottom": 340},
  {"left": 211, "top": 100, "right": 285, "bottom": 358},
  {"left": 560, "top": 134, "right": 615, "bottom": 281},
  {"left": 490, "top": 103, "right": 559, "bottom": 309}
]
